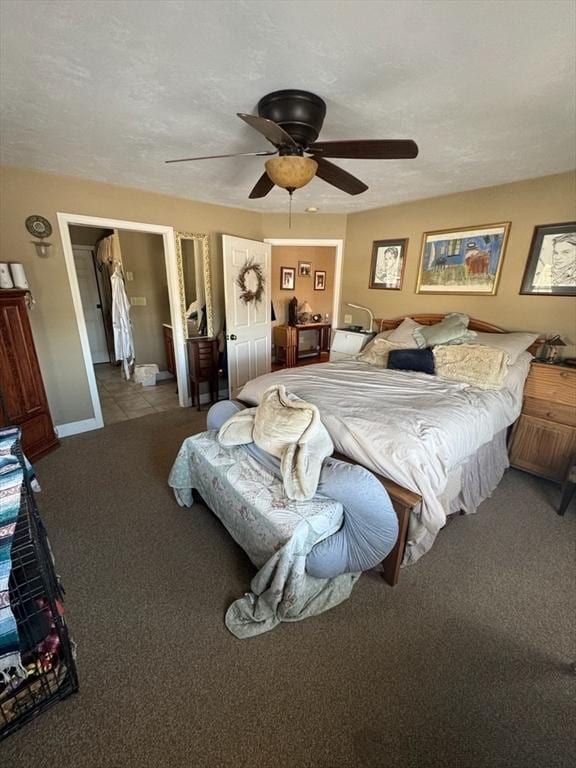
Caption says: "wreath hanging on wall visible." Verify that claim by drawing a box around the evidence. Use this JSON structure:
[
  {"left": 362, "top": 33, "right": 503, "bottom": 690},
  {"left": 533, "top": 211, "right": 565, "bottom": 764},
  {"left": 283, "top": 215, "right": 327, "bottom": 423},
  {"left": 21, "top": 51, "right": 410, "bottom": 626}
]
[{"left": 235, "top": 258, "right": 265, "bottom": 305}]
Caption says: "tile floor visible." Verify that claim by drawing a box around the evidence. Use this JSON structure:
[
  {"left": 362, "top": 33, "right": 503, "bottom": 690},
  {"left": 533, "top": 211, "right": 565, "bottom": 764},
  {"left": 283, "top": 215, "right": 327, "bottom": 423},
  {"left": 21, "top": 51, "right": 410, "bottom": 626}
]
[{"left": 95, "top": 363, "right": 181, "bottom": 425}]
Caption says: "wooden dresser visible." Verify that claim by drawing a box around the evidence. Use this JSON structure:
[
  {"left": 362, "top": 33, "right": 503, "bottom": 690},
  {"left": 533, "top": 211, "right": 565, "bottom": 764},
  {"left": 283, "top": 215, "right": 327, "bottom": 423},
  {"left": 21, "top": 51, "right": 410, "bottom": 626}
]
[
  {"left": 509, "top": 361, "right": 576, "bottom": 482},
  {"left": 0, "top": 290, "right": 59, "bottom": 460}
]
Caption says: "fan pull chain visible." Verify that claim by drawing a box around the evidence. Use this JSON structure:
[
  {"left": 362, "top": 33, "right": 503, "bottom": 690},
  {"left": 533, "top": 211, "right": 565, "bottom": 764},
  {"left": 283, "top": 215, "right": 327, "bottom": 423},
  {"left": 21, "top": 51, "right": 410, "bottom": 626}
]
[{"left": 288, "top": 188, "right": 294, "bottom": 229}]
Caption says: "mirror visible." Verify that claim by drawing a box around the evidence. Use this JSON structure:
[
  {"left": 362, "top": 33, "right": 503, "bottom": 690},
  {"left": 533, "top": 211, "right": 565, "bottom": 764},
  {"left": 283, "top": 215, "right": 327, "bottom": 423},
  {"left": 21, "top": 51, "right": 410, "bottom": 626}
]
[{"left": 175, "top": 232, "right": 214, "bottom": 339}]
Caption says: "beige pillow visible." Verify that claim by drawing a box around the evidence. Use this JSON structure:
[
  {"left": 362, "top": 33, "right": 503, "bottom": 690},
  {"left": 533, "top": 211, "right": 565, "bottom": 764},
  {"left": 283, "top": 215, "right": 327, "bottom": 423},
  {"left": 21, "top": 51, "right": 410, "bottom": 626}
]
[
  {"left": 358, "top": 338, "right": 409, "bottom": 367},
  {"left": 434, "top": 344, "right": 511, "bottom": 390},
  {"left": 359, "top": 329, "right": 391, "bottom": 355},
  {"left": 387, "top": 317, "right": 422, "bottom": 347}
]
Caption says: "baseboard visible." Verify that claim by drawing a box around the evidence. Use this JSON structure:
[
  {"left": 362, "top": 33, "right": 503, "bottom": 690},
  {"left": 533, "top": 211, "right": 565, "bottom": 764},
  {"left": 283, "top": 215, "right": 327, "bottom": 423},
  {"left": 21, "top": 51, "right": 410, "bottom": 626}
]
[
  {"left": 55, "top": 417, "right": 103, "bottom": 437},
  {"left": 156, "top": 370, "right": 174, "bottom": 381}
]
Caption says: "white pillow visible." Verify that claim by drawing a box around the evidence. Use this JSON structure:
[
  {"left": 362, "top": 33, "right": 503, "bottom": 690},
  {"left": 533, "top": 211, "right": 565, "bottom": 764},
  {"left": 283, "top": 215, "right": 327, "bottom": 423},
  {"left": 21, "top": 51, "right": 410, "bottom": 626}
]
[
  {"left": 387, "top": 318, "right": 422, "bottom": 348},
  {"left": 467, "top": 332, "right": 538, "bottom": 364}
]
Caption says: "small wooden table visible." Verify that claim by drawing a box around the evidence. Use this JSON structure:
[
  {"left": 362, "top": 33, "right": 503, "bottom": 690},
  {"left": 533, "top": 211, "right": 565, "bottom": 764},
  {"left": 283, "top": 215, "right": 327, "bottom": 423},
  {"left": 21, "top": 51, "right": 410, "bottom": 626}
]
[{"left": 273, "top": 323, "right": 331, "bottom": 368}]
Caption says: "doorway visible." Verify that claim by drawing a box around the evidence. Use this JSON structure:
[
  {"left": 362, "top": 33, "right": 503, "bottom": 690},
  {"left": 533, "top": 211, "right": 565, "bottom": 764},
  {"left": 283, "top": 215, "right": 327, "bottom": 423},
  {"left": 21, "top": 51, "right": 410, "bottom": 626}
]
[
  {"left": 68, "top": 225, "right": 180, "bottom": 425},
  {"left": 264, "top": 238, "right": 344, "bottom": 369},
  {"left": 58, "top": 213, "right": 188, "bottom": 434}
]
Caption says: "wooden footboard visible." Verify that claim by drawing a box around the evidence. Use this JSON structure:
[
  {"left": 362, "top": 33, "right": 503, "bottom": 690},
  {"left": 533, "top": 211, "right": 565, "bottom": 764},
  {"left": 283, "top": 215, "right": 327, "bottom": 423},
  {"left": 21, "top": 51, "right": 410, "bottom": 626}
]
[{"left": 332, "top": 452, "right": 421, "bottom": 586}]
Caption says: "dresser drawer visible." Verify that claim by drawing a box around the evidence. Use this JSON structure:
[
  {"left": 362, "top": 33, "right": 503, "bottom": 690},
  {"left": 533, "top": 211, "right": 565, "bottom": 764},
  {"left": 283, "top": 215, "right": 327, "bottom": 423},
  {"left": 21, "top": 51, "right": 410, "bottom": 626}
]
[
  {"left": 522, "top": 396, "right": 576, "bottom": 427},
  {"left": 524, "top": 364, "right": 576, "bottom": 407}
]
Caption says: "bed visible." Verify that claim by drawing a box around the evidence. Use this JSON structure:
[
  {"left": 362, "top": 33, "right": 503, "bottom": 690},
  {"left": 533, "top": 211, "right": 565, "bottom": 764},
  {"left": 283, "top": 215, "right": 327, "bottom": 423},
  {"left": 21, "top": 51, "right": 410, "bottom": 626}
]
[{"left": 238, "top": 314, "right": 540, "bottom": 585}]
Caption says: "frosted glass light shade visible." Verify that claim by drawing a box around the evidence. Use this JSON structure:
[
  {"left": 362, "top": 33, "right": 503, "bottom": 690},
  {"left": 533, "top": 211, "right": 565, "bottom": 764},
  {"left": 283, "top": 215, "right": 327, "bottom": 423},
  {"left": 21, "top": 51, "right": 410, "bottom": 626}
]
[{"left": 265, "top": 156, "right": 318, "bottom": 190}]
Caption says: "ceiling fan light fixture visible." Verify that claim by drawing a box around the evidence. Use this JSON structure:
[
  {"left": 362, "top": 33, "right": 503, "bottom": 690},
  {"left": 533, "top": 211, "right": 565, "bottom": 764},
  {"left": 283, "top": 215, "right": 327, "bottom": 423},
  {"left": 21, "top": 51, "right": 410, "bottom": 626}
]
[{"left": 265, "top": 156, "right": 318, "bottom": 190}]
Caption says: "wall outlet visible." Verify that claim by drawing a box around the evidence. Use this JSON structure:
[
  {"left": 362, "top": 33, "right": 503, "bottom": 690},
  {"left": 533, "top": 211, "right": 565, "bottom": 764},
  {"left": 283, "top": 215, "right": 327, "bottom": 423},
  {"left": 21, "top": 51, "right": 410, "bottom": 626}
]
[
  {"left": 125, "top": 271, "right": 134, "bottom": 281},
  {"left": 130, "top": 296, "right": 147, "bottom": 306},
  {"left": 344, "top": 313, "right": 352, "bottom": 324}
]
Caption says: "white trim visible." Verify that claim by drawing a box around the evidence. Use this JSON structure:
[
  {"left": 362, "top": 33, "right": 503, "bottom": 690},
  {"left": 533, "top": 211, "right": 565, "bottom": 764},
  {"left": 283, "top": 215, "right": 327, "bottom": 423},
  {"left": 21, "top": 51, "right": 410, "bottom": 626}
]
[
  {"left": 57, "top": 213, "right": 189, "bottom": 433},
  {"left": 55, "top": 418, "right": 102, "bottom": 438},
  {"left": 263, "top": 238, "right": 344, "bottom": 327}
]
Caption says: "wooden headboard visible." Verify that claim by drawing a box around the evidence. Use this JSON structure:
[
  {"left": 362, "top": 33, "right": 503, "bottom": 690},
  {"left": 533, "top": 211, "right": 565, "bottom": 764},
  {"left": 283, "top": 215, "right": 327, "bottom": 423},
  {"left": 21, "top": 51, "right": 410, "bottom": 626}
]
[{"left": 374, "top": 314, "right": 543, "bottom": 355}]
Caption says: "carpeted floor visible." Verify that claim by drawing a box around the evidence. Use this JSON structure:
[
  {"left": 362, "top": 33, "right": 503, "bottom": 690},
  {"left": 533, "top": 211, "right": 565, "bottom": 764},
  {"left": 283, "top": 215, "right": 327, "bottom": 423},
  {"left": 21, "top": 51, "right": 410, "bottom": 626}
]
[{"left": 1, "top": 408, "right": 574, "bottom": 768}]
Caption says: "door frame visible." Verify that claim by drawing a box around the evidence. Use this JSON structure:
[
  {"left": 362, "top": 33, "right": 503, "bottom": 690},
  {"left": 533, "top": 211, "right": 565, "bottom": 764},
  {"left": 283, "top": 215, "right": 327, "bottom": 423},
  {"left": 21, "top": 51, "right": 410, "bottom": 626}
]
[
  {"left": 57, "top": 212, "right": 189, "bottom": 434},
  {"left": 72, "top": 244, "right": 110, "bottom": 364},
  {"left": 263, "top": 238, "right": 344, "bottom": 328}
]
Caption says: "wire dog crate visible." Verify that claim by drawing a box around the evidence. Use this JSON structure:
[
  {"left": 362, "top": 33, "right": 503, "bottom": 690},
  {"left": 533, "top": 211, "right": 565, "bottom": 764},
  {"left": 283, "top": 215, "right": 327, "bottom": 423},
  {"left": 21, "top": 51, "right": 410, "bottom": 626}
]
[{"left": 0, "top": 441, "right": 78, "bottom": 740}]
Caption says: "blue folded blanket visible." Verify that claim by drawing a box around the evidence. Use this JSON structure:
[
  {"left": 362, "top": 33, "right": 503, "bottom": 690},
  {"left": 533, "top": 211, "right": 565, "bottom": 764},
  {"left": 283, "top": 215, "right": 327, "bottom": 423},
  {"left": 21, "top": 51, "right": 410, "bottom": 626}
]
[{"left": 207, "top": 401, "right": 398, "bottom": 577}]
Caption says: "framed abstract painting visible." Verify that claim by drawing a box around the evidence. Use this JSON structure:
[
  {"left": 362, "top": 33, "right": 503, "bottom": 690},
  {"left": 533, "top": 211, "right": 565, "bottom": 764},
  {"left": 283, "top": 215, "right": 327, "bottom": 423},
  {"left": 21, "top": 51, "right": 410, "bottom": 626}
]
[
  {"left": 520, "top": 222, "right": 576, "bottom": 296},
  {"left": 416, "top": 222, "right": 510, "bottom": 295}
]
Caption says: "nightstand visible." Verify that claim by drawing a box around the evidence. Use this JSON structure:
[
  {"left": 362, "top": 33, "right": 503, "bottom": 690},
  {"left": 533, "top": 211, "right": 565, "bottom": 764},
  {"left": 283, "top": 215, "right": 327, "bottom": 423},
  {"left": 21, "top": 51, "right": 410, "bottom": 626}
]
[
  {"left": 329, "top": 329, "right": 375, "bottom": 362},
  {"left": 509, "top": 361, "right": 576, "bottom": 482}
]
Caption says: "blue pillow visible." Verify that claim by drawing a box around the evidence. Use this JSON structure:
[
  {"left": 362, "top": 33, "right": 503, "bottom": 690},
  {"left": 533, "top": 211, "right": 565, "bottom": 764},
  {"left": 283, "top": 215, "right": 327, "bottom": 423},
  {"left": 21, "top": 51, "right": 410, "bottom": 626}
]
[{"left": 387, "top": 348, "right": 435, "bottom": 375}]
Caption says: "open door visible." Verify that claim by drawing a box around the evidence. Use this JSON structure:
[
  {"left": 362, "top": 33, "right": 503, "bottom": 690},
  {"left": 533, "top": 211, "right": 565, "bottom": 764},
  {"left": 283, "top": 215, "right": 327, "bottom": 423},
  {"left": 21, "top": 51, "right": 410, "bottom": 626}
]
[{"left": 222, "top": 235, "right": 272, "bottom": 398}]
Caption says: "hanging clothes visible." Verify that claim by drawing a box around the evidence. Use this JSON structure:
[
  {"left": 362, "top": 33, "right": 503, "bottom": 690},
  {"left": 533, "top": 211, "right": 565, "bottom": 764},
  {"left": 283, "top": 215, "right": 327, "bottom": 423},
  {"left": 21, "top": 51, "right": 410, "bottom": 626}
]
[
  {"left": 111, "top": 263, "right": 134, "bottom": 379},
  {"left": 96, "top": 233, "right": 123, "bottom": 272}
]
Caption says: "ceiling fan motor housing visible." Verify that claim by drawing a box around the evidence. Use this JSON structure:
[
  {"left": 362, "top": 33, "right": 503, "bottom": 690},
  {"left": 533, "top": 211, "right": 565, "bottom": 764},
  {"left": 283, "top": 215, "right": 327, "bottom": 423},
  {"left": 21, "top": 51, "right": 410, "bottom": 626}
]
[{"left": 258, "top": 89, "right": 326, "bottom": 147}]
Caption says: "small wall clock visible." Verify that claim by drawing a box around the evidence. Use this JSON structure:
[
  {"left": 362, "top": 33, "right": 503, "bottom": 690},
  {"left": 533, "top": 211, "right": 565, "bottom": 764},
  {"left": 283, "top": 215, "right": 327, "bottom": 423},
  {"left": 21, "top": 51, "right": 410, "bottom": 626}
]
[{"left": 25, "top": 215, "right": 52, "bottom": 239}]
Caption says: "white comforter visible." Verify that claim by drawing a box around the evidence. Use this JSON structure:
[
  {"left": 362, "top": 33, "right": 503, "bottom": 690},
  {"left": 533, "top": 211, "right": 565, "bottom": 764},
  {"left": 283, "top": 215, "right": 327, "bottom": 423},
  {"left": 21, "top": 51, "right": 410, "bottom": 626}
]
[{"left": 239, "top": 356, "right": 531, "bottom": 562}]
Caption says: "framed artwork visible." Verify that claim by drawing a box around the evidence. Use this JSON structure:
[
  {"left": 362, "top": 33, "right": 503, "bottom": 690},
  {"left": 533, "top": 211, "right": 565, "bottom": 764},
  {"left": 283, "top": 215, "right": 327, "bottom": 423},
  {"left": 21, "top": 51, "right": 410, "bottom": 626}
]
[
  {"left": 280, "top": 266, "right": 295, "bottom": 291},
  {"left": 416, "top": 222, "right": 510, "bottom": 295},
  {"left": 298, "top": 261, "right": 311, "bottom": 277},
  {"left": 520, "top": 222, "right": 576, "bottom": 296},
  {"left": 314, "top": 270, "right": 326, "bottom": 291},
  {"left": 369, "top": 238, "right": 408, "bottom": 290}
]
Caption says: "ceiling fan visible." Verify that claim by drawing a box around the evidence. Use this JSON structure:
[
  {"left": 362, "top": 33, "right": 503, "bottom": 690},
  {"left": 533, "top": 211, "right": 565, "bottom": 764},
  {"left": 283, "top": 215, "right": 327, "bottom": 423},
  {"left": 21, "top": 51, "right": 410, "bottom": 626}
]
[{"left": 166, "top": 89, "right": 419, "bottom": 200}]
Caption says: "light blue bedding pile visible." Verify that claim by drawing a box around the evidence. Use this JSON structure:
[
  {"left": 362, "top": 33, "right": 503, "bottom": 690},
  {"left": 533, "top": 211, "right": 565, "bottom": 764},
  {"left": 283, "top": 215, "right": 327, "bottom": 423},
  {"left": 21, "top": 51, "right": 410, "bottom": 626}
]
[
  {"left": 169, "top": 431, "right": 360, "bottom": 638},
  {"left": 169, "top": 400, "right": 398, "bottom": 638}
]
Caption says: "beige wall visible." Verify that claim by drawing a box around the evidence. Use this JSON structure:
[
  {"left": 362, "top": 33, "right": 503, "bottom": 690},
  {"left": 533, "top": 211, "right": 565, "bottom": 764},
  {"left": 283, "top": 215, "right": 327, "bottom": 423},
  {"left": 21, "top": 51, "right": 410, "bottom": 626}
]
[
  {"left": 69, "top": 225, "right": 113, "bottom": 247},
  {"left": 2, "top": 165, "right": 574, "bottom": 427},
  {"left": 342, "top": 172, "right": 576, "bottom": 339},
  {"left": 117, "top": 230, "right": 170, "bottom": 371},
  {"left": 271, "top": 245, "right": 336, "bottom": 325},
  {"left": 0, "top": 166, "right": 262, "bottom": 424}
]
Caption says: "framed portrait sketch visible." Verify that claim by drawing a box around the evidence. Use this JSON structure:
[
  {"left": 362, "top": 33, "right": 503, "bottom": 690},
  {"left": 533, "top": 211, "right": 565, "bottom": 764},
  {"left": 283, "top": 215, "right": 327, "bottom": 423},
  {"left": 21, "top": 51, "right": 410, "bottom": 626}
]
[
  {"left": 298, "top": 261, "right": 311, "bottom": 277},
  {"left": 369, "top": 239, "right": 408, "bottom": 290},
  {"left": 520, "top": 222, "right": 576, "bottom": 296},
  {"left": 416, "top": 222, "right": 510, "bottom": 295},
  {"left": 314, "top": 270, "right": 326, "bottom": 291},
  {"left": 280, "top": 266, "right": 295, "bottom": 291}
]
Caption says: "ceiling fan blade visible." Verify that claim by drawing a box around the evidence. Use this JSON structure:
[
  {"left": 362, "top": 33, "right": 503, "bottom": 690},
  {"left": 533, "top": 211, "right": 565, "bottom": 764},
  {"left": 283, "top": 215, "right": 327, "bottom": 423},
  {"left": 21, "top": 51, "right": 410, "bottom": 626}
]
[
  {"left": 314, "top": 158, "right": 368, "bottom": 195},
  {"left": 237, "top": 113, "right": 298, "bottom": 148},
  {"left": 308, "top": 139, "right": 419, "bottom": 160},
  {"left": 248, "top": 172, "right": 275, "bottom": 199},
  {"left": 165, "top": 150, "right": 276, "bottom": 164}
]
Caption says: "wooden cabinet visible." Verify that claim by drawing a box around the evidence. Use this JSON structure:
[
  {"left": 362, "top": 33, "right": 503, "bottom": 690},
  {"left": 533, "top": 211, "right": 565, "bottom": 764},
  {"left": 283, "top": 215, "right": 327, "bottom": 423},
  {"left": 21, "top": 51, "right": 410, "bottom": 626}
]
[
  {"left": 163, "top": 324, "right": 176, "bottom": 375},
  {"left": 187, "top": 337, "right": 219, "bottom": 411},
  {"left": 509, "top": 362, "right": 576, "bottom": 482},
  {"left": 0, "top": 290, "right": 59, "bottom": 460},
  {"left": 273, "top": 323, "right": 331, "bottom": 367}
]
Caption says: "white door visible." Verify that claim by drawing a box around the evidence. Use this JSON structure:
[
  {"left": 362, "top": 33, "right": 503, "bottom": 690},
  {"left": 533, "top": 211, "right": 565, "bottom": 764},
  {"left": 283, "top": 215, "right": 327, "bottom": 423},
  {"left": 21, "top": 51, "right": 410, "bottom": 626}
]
[
  {"left": 73, "top": 247, "right": 109, "bottom": 364},
  {"left": 222, "top": 235, "right": 272, "bottom": 397}
]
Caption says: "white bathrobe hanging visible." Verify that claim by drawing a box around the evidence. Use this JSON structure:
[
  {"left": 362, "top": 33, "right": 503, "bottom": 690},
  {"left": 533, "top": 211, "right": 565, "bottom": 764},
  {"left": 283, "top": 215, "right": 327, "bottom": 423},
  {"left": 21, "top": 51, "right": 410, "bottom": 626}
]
[{"left": 111, "top": 264, "right": 134, "bottom": 378}]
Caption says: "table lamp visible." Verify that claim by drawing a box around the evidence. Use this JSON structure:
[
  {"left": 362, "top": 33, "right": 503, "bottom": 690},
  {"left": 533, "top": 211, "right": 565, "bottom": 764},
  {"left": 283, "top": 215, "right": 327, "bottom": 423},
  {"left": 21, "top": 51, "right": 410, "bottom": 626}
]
[{"left": 346, "top": 302, "right": 374, "bottom": 332}]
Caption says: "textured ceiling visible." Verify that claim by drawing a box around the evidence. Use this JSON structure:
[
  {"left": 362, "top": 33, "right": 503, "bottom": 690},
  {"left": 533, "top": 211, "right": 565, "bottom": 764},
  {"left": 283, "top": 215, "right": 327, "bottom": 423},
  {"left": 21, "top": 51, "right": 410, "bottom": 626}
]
[{"left": 1, "top": 0, "right": 575, "bottom": 213}]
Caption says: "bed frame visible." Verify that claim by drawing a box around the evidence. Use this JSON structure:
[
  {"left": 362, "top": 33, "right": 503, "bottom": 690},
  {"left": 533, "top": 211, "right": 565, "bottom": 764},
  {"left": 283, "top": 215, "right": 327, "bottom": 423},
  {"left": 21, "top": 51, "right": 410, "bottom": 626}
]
[{"left": 342, "top": 314, "right": 543, "bottom": 586}]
